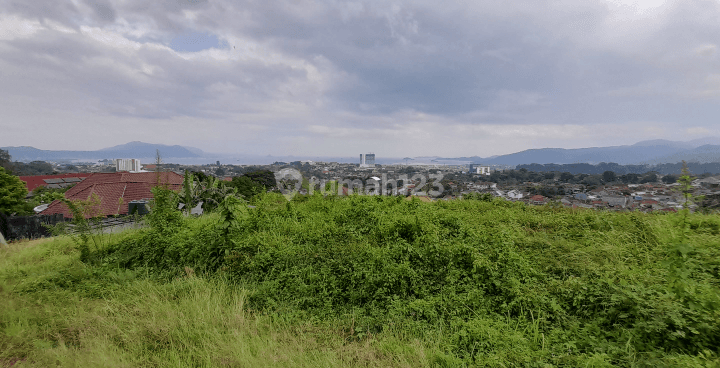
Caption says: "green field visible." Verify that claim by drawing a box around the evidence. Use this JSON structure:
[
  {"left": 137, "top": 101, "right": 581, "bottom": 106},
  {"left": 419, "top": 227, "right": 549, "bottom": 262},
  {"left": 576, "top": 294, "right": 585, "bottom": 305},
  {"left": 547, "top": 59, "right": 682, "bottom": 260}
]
[{"left": 2, "top": 193, "right": 720, "bottom": 367}]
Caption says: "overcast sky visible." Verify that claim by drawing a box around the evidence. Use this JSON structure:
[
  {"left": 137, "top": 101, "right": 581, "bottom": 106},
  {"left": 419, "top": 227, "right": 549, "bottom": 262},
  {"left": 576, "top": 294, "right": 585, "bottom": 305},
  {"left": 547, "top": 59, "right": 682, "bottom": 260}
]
[{"left": 1, "top": 0, "right": 719, "bottom": 158}]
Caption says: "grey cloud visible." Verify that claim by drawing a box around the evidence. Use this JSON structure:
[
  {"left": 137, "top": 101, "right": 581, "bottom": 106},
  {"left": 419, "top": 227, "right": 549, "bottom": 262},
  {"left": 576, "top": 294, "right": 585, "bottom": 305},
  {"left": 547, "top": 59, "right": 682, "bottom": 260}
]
[
  {"left": 3, "top": 0, "right": 720, "bottom": 156},
  {"left": 85, "top": 0, "right": 117, "bottom": 23},
  {"left": 0, "top": 29, "right": 308, "bottom": 120},
  {"left": 3, "top": 1, "right": 81, "bottom": 29},
  {"left": 207, "top": 1, "right": 610, "bottom": 114}
]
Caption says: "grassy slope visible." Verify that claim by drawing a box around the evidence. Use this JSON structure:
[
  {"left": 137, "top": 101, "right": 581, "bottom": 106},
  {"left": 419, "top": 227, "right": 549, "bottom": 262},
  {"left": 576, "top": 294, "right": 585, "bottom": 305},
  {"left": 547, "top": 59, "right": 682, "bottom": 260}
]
[
  {"left": 2, "top": 194, "right": 720, "bottom": 367},
  {"left": 0, "top": 237, "right": 429, "bottom": 367}
]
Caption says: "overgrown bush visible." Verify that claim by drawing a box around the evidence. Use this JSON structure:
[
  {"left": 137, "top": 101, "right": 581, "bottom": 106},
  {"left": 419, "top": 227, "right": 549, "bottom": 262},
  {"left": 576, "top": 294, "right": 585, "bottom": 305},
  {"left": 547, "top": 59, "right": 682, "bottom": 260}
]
[{"left": 92, "top": 193, "right": 720, "bottom": 366}]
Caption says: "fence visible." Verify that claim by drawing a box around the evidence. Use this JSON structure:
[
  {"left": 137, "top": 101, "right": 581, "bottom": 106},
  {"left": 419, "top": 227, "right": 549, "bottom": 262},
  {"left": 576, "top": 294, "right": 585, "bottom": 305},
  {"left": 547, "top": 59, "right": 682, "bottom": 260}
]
[{"left": 0, "top": 213, "right": 66, "bottom": 241}]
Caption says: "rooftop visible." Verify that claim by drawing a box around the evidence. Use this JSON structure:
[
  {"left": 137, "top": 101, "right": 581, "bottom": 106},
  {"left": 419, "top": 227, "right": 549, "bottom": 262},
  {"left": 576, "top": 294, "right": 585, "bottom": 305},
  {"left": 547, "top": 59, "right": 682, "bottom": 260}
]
[{"left": 40, "top": 172, "right": 183, "bottom": 218}]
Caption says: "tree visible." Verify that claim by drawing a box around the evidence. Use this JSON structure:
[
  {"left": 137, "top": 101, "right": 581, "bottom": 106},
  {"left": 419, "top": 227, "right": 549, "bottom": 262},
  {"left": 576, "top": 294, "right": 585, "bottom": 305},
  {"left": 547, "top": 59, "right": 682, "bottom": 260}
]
[
  {"left": 228, "top": 175, "right": 265, "bottom": 199},
  {"left": 677, "top": 161, "right": 702, "bottom": 211},
  {"left": 243, "top": 170, "right": 276, "bottom": 188},
  {"left": 662, "top": 174, "right": 678, "bottom": 184},
  {"left": 225, "top": 171, "right": 276, "bottom": 200},
  {"left": 13, "top": 161, "right": 54, "bottom": 175},
  {"left": 154, "top": 149, "right": 163, "bottom": 187},
  {"left": 620, "top": 173, "right": 639, "bottom": 184},
  {"left": 0, "top": 148, "right": 12, "bottom": 172},
  {"left": 29, "top": 185, "right": 68, "bottom": 205},
  {"left": 640, "top": 173, "right": 658, "bottom": 183},
  {"left": 581, "top": 175, "right": 602, "bottom": 186},
  {"left": 179, "top": 170, "right": 237, "bottom": 214},
  {"left": 675, "top": 161, "right": 705, "bottom": 241},
  {"left": 179, "top": 170, "right": 202, "bottom": 215},
  {"left": 192, "top": 171, "right": 209, "bottom": 183},
  {"left": 602, "top": 171, "right": 617, "bottom": 183},
  {"left": 560, "top": 172, "right": 574, "bottom": 182},
  {"left": 0, "top": 167, "right": 28, "bottom": 215},
  {"left": 198, "top": 175, "right": 237, "bottom": 212}
]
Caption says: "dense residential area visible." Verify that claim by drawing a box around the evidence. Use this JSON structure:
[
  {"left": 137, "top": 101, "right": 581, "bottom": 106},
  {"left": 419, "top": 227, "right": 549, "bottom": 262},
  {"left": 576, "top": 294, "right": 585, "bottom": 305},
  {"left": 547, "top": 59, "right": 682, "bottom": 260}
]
[{"left": 3, "top": 145, "right": 719, "bottom": 223}]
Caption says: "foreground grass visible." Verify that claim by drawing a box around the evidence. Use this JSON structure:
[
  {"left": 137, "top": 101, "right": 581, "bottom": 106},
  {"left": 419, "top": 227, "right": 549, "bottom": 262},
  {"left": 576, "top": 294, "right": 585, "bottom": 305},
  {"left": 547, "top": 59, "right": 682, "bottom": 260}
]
[
  {"left": 3, "top": 194, "right": 720, "bottom": 367},
  {"left": 0, "top": 237, "right": 434, "bottom": 367}
]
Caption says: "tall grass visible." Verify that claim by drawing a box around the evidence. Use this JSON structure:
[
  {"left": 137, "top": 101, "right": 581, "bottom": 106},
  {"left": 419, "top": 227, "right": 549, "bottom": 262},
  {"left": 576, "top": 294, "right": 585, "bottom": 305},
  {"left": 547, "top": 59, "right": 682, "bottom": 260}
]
[
  {"left": 1, "top": 237, "right": 431, "bottom": 367},
  {"left": 2, "top": 193, "right": 720, "bottom": 367}
]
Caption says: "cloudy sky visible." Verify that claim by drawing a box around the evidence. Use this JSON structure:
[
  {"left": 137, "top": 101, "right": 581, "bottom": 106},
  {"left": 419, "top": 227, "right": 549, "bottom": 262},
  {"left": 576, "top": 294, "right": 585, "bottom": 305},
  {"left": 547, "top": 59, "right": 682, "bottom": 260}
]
[{"left": 1, "top": 0, "right": 719, "bottom": 158}]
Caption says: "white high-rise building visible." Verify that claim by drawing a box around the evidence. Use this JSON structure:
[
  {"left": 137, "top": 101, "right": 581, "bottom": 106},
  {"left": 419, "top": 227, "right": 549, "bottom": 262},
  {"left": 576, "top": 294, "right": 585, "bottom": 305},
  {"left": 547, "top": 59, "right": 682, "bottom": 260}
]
[
  {"left": 470, "top": 164, "right": 491, "bottom": 175},
  {"left": 115, "top": 158, "right": 140, "bottom": 172},
  {"left": 359, "top": 153, "right": 376, "bottom": 167}
]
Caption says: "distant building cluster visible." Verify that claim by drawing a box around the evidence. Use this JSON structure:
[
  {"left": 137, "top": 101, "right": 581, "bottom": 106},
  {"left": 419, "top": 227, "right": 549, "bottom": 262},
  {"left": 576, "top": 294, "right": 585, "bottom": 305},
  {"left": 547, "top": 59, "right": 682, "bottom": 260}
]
[
  {"left": 115, "top": 158, "right": 140, "bottom": 172},
  {"left": 359, "top": 153, "right": 375, "bottom": 167}
]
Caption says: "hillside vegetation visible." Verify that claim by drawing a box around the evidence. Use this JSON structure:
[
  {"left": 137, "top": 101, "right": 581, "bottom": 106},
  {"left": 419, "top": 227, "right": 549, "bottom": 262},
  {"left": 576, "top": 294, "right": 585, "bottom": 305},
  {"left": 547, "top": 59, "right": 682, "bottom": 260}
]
[{"left": 2, "top": 192, "right": 720, "bottom": 367}]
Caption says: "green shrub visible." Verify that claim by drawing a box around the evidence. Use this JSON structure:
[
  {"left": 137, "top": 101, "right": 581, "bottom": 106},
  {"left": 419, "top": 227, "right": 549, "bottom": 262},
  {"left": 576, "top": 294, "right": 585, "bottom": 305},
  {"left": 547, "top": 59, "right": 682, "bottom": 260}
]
[{"left": 89, "top": 193, "right": 720, "bottom": 366}]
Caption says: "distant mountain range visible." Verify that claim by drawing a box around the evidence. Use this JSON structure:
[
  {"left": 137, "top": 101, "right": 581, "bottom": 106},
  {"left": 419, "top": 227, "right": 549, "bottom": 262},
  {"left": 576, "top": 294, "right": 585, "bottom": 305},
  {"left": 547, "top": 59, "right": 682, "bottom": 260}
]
[
  {"left": 443, "top": 138, "right": 720, "bottom": 166},
  {"left": 2, "top": 141, "right": 203, "bottom": 162},
  {"left": 4, "top": 138, "right": 720, "bottom": 166}
]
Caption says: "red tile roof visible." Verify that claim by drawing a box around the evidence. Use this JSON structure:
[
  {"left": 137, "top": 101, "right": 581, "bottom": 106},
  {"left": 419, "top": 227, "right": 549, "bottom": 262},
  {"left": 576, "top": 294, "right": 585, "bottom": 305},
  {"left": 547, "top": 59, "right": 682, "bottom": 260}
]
[
  {"left": 19, "top": 173, "right": 93, "bottom": 192},
  {"left": 40, "top": 172, "right": 183, "bottom": 218}
]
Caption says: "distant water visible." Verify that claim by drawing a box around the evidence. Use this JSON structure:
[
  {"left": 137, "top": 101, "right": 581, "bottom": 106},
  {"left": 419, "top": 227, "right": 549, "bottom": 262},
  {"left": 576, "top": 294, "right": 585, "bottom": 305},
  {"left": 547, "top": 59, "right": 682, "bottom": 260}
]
[{"left": 72, "top": 155, "right": 407, "bottom": 166}]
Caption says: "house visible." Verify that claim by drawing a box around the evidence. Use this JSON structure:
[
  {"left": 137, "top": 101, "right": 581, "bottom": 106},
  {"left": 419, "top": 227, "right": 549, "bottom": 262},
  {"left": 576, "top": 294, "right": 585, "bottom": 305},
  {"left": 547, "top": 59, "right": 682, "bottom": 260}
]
[
  {"left": 40, "top": 172, "right": 183, "bottom": 218},
  {"left": 604, "top": 196, "right": 627, "bottom": 208},
  {"left": 474, "top": 182, "right": 497, "bottom": 190},
  {"left": 506, "top": 190, "right": 523, "bottom": 200},
  {"left": 530, "top": 195, "right": 547, "bottom": 205},
  {"left": 574, "top": 193, "right": 588, "bottom": 201},
  {"left": 19, "top": 173, "right": 93, "bottom": 192},
  {"left": 639, "top": 199, "right": 664, "bottom": 210},
  {"left": 697, "top": 176, "right": 720, "bottom": 189}
]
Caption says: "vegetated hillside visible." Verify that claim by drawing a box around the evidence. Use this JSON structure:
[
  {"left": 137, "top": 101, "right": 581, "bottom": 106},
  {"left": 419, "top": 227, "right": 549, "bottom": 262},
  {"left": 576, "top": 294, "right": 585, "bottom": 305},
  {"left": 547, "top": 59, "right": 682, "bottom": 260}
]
[
  {"left": 62, "top": 191, "right": 718, "bottom": 367},
  {"left": 443, "top": 138, "right": 720, "bottom": 166},
  {"left": 517, "top": 162, "right": 720, "bottom": 175},
  {"left": 1, "top": 141, "right": 200, "bottom": 162}
]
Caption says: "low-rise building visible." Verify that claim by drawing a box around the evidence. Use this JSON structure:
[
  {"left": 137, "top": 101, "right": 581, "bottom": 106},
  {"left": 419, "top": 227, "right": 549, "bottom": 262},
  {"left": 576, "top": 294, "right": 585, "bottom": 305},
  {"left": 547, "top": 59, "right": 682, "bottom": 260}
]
[{"left": 40, "top": 172, "right": 183, "bottom": 218}]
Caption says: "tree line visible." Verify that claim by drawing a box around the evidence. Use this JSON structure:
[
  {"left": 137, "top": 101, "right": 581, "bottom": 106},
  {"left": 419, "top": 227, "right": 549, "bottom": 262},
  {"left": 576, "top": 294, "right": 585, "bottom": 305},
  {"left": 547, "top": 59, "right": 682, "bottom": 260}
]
[
  {"left": 516, "top": 162, "right": 720, "bottom": 175},
  {"left": 467, "top": 168, "right": 670, "bottom": 186}
]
